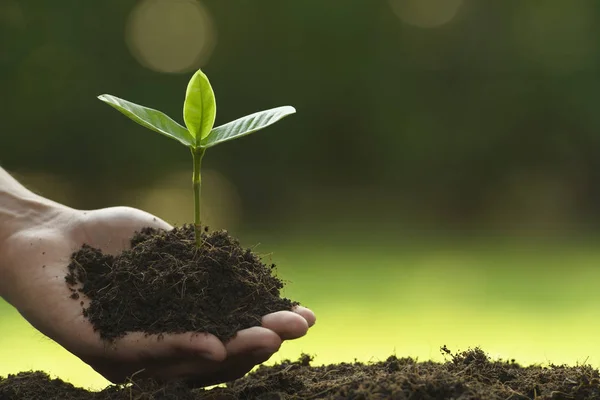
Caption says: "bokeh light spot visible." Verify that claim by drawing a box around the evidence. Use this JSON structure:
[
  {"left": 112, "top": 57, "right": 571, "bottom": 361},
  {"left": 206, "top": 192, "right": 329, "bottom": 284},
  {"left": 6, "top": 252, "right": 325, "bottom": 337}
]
[
  {"left": 388, "top": 0, "right": 463, "bottom": 28},
  {"left": 512, "top": 1, "right": 596, "bottom": 73},
  {"left": 0, "top": 0, "right": 25, "bottom": 31},
  {"left": 125, "top": 0, "right": 217, "bottom": 74}
]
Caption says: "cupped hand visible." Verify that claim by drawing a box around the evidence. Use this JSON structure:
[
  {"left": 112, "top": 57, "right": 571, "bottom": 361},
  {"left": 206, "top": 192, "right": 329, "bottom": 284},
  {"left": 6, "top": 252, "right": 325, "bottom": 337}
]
[{"left": 0, "top": 205, "right": 315, "bottom": 386}]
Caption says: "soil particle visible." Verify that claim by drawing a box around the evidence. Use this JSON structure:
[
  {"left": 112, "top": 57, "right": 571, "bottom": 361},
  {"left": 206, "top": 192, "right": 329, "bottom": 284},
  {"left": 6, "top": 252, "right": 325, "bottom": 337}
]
[
  {"left": 2, "top": 348, "right": 599, "bottom": 399},
  {"left": 64, "top": 225, "right": 296, "bottom": 342}
]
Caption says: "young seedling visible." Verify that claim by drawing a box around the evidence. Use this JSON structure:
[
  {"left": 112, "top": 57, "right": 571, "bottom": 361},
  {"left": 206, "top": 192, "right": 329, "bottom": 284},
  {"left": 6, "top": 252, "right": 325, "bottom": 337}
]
[{"left": 98, "top": 69, "right": 295, "bottom": 246}]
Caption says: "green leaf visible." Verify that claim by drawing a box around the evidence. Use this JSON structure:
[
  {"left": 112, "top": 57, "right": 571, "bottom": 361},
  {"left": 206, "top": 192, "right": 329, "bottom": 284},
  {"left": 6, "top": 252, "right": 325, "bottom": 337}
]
[
  {"left": 201, "top": 106, "right": 296, "bottom": 148},
  {"left": 184, "top": 69, "right": 216, "bottom": 145},
  {"left": 98, "top": 94, "right": 194, "bottom": 147}
]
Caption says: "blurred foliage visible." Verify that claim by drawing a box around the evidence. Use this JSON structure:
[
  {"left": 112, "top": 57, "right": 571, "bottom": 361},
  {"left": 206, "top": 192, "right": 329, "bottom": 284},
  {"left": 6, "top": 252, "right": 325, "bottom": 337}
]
[{"left": 2, "top": 0, "right": 600, "bottom": 229}]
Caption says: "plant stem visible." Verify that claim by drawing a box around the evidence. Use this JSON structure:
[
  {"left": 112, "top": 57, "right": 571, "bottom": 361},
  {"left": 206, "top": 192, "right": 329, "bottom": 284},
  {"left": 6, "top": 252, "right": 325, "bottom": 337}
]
[{"left": 191, "top": 147, "right": 206, "bottom": 247}]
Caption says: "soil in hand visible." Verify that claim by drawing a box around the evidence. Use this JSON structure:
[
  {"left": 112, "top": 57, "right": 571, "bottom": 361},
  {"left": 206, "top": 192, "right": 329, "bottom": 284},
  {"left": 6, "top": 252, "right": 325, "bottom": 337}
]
[
  {"left": 2, "top": 348, "right": 600, "bottom": 399},
  {"left": 64, "top": 225, "right": 296, "bottom": 342}
]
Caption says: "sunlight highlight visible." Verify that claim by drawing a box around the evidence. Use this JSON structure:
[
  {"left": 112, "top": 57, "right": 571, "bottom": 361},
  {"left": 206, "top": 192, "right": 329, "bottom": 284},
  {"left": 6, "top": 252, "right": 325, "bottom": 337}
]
[
  {"left": 388, "top": 0, "right": 464, "bottom": 28},
  {"left": 125, "top": 0, "right": 217, "bottom": 73}
]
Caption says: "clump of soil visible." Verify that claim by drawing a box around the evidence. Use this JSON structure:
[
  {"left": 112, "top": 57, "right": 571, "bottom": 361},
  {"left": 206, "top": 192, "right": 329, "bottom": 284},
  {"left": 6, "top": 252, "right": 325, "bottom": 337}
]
[
  {"left": 65, "top": 225, "right": 296, "bottom": 342},
  {"left": 2, "top": 348, "right": 600, "bottom": 399}
]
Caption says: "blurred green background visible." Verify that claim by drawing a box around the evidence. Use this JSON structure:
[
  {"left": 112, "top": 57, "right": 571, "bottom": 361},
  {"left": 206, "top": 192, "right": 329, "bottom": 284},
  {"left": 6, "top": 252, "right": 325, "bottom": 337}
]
[{"left": 2, "top": 0, "right": 600, "bottom": 390}]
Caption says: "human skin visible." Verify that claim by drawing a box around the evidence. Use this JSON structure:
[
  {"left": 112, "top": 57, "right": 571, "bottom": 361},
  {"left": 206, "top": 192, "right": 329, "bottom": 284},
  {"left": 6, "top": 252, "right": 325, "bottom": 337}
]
[{"left": 0, "top": 167, "right": 315, "bottom": 386}]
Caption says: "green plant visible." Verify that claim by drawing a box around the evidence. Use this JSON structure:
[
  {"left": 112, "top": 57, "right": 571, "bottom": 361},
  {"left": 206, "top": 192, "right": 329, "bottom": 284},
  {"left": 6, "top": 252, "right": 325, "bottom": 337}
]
[{"left": 98, "top": 69, "right": 295, "bottom": 246}]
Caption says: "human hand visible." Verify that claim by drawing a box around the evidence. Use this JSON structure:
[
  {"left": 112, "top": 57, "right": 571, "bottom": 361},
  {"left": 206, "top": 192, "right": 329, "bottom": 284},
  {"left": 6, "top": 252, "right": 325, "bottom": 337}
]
[{"left": 0, "top": 204, "right": 315, "bottom": 386}]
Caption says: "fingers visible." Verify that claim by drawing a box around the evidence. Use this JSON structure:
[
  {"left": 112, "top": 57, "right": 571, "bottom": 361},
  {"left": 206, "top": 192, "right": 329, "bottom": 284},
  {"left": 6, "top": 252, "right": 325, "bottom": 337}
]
[
  {"left": 293, "top": 305, "right": 316, "bottom": 327},
  {"left": 260, "top": 306, "right": 316, "bottom": 341},
  {"left": 156, "top": 327, "right": 283, "bottom": 387},
  {"left": 226, "top": 326, "right": 282, "bottom": 356},
  {"left": 181, "top": 327, "right": 282, "bottom": 387},
  {"left": 91, "top": 318, "right": 311, "bottom": 385},
  {"left": 111, "top": 331, "right": 227, "bottom": 363},
  {"left": 91, "top": 331, "right": 228, "bottom": 384},
  {"left": 262, "top": 311, "right": 309, "bottom": 340},
  {"left": 196, "top": 327, "right": 282, "bottom": 385},
  {"left": 183, "top": 358, "right": 256, "bottom": 388}
]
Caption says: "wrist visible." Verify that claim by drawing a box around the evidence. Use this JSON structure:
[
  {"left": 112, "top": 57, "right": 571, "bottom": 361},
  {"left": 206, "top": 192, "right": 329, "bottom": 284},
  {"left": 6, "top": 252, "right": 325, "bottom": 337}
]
[
  {"left": 0, "top": 169, "right": 70, "bottom": 252},
  {"left": 1, "top": 192, "right": 67, "bottom": 241}
]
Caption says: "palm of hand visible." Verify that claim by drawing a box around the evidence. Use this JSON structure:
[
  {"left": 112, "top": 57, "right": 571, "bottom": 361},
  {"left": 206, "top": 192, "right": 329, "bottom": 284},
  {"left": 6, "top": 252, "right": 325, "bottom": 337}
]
[{"left": 3, "top": 206, "right": 314, "bottom": 385}]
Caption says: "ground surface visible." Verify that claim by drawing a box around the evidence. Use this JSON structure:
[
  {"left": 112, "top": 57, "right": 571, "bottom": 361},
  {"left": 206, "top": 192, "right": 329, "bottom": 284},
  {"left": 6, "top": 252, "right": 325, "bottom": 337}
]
[
  {"left": 65, "top": 225, "right": 295, "bottom": 342},
  {"left": 2, "top": 234, "right": 600, "bottom": 392},
  {"left": 1, "top": 348, "right": 599, "bottom": 399}
]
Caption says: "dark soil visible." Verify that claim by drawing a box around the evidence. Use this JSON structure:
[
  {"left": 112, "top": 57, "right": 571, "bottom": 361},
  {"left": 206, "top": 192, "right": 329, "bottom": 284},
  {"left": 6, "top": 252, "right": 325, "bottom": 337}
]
[
  {"left": 2, "top": 348, "right": 600, "bottom": 399},
  {"left": 64, "top": 225, "right": 296, "bottom": 342}
]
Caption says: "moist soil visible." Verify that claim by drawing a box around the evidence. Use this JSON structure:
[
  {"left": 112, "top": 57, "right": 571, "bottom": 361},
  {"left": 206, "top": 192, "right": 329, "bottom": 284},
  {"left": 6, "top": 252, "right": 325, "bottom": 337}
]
[
  {"left": 2, "top": 348, "right": 600, "bottom": 399},
  {"left": 64, "top": 225, "right": 296, "bottom": 342}
]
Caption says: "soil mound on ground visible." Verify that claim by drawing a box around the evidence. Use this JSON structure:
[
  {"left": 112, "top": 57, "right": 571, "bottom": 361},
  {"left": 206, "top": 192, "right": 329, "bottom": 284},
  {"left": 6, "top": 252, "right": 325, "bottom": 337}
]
[
  {"left": 65, "top": 225, "right": 295, "bottom": 342},
  {"left": 2, "top": 349, "right": 599, "bottom": 399}
]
